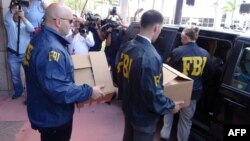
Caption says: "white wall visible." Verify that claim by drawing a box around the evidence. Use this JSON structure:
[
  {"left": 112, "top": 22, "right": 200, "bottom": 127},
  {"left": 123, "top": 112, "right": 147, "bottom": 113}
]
[{"left": 2, "top": 0, "right": 10, "bottom": 16}]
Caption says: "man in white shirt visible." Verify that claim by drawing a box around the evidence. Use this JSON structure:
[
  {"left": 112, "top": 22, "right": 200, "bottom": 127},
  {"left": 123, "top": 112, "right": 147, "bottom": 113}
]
[{"left": 66, "top": 20, "right": 95, "bottom": 55}]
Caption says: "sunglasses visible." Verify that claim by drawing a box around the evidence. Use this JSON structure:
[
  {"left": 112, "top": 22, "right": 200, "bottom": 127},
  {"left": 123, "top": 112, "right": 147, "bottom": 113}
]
[{"left": 53, "top": 18, "right": 73, "bottom": 24}]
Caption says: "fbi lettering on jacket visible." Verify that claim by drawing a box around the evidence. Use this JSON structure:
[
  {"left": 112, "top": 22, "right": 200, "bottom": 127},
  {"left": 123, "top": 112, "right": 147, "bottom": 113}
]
[
  {"left": 117, "top": 53, "right": 133, "bottom": 79},
  {"left": 182, "top": 56, "right": 207, "bottom": 76}
]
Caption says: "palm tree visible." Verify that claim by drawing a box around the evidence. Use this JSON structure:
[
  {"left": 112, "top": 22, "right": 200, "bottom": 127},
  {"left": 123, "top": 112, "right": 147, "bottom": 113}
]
[
  {"left": 52, "top": 0, "right": 119, "bottom": 18},
  {"left": 94, "top": 0, "right": 115, "bottom": 6},
  {"left": 55, "top": 0, "right": 85, "bottom": 13},
  {"left": 108, "top": 0, "right": 115, "bottom": 5},
  {"left": 221, "top": 0, "right": 239, "bottom": 25}
]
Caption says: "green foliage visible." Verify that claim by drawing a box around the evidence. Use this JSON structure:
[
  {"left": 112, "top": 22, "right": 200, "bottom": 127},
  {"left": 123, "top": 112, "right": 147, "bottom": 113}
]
[
  {"left": 47, "top": 0, "right": 116, "bottom": 14},
  {"left": 109, "top": 0, "right": 115, "bottom": 5},
  {"left": 95, "top": 0, "right": 115, "bottom": 5},
  {"left": 64, "top": 0, "right": 86, "bottom": 13},
  {"left": 221, "top": 0, "right": 239, "bottom": 13},
  {"left": 221, "top": 0, "right": 239, "bottom": 24}
]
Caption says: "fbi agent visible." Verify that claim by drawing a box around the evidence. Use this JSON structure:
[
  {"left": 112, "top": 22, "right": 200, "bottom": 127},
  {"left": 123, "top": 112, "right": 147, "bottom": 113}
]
[
  {"left": 160, "top": 27, "right": 213, "bottom": 141},
  {"left": 23, "top": 3, "right": 103, "bottom": 141},
  {"left": 116, "top": 10, "right": 183, "bottom": 141}
]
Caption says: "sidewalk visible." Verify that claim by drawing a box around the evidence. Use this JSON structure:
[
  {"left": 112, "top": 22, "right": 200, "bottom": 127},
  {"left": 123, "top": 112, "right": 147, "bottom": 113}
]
[{"left": 0, "top": 94, "right": 164, "bottom": 141}]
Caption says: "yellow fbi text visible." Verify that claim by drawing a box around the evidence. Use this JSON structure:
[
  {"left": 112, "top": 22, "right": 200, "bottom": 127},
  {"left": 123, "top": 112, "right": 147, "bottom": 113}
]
[
  {"left": 154, "top": 73, "right": 162, "bottom": 87},
  {"left": 182, "top": 56, "right": 207, "bottom": 76},
  {"left": 117, "top": 53, "right": 162, "bottom": 87},
  {"left": 117, "top": 53, "right": 133, "bottom": 79},
  {"left": 49, "top": 51, "right": 60, "bottom": 62},
  {"left": 24, "top": 44, "right": 33, "bottom": 66}
]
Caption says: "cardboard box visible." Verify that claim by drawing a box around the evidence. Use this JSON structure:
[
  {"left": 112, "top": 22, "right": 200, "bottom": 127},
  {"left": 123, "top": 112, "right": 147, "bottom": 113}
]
[
  {"left": 71, "top": 52, "right": 115, "bottom": 108},
  {"left": 162, "top": 64, "right": 194, "bottom": 107}
]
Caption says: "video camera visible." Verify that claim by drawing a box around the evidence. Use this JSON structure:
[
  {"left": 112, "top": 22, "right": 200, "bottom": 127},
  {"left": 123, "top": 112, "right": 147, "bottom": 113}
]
[
  {"left": 84, "top": 11, "right": 120, "bottom": 37},
  {"left": 85, "top": 12, "right": 98, "bottom": 22},
  {"left": 101, "top": 19, "right": 119, "bottom": 29},
  {"left": 100, "top": 19, "right": 120, "bottom": 36},
  {"left": 85, "top": 12, "right": 99, "bottom": 28},
  {"left": 79, "top": 23, "right": 88, "bottom": 35},
  {"left": 10, "top": 0, "right": 29, "bottom": 7}
]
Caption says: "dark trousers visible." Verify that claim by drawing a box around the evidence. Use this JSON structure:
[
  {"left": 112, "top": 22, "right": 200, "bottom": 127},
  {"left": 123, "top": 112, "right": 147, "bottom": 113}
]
[
  {"left": 123, "top": 117, "right": 157, "bottom": 141},
  {"left": 38, "top": 120, "right": 73, "bottom": 141}
]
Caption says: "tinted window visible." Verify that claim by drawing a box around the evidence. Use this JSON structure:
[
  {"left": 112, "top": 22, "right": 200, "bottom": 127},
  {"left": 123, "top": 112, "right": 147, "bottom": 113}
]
[
  {"left": 231, "top": 45, "right": 250, "bottom": 93},
  {"left": 154, "top": 29, "right": 178, "bottom": 62}
]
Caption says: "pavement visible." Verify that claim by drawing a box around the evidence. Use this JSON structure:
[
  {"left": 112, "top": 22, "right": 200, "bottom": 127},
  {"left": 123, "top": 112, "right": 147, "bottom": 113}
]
[{"left": 0, "top": 93, "right": 166, "bottom": 141}]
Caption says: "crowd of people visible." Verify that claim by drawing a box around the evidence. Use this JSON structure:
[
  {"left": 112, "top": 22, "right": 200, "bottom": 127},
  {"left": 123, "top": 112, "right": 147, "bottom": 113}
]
[{"left": 4, "top": 1, "right": 212, "bottom": 141}]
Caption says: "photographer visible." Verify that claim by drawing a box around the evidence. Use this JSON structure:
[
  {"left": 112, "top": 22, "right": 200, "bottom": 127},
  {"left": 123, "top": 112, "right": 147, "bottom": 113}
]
[
  {"left": 104, "top": 7, "right": 127, "bottom": 63},
  {"left": 22, "top": 0, "right": 48, "bottom": 36},
  {"left": 88, "top": 14, "right": 105, "bottom": 51},
  {"left": 66, "top": 18, "right": 95, "bottom": 55},
  {"left": 106, "top": 7, "right": 127, "bottom": 30},
  {"left": 104, "top": 19, "right": 126, "bottom": 85},
  {"left": 4, "top": 1, "right": 34, "bottom": 99},
  {"left": 106, "top": 7, "right": 122, "bottom": 22}
]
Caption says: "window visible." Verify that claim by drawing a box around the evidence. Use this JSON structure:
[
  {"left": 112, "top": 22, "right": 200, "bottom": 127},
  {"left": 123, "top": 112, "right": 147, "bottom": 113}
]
[
  {"left": 200, "top": 18, "right": 214, "bottom": 27},
  {"left": 221, "top": 14, "right": 226, "bottom": 27},
  {"left": 231, "top": 45, "right": 250, "bottom": 93},
  {"left": 181, "top": 17, "right": 190, "bottom": 25},
  {"left": 164, "top": 17, "right": 170, "bottom": 24}
]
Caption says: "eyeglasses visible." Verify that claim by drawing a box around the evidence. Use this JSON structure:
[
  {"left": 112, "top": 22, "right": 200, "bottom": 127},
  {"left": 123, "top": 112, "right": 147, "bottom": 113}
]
[{"left": 53, "top": 18, "right": 73, "bottom": 24}]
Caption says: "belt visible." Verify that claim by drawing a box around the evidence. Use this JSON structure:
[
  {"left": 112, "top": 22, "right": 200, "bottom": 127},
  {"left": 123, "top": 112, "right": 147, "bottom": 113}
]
[{"left": 7, "top": 48, "right": 19, "bottom": 55}]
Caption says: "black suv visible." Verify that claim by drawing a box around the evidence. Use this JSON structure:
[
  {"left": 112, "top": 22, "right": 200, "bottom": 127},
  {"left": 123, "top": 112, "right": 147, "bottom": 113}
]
[{"left": 126, "top": 23, "right": 250, "bottom": 140}]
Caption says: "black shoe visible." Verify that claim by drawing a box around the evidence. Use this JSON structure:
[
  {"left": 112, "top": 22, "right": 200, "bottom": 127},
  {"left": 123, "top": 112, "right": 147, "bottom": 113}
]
[
  {"left": 105, "top": 92, "right": 117, "bottom": 105},
  {"left": 105, "top": 101, "right": 111, "bottom": 105},
  {"left": 159, "top": 137, "right": 168, "bottom": 141},
  {"left": 12, "top": 94, "right": 22, "bottom": 100},
  {"left": 23, "top": 100, "right": 27, "bottom": 105},
  {"left": 111, "top": 92, "right": 117, "bottom": 100}
]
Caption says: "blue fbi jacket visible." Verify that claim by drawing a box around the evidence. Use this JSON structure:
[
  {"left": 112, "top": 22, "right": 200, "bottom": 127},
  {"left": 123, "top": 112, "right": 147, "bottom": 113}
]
[
  {"left": 116, "top": 35, "right": 174, "bottom": 128},
  {"left": 24, "top": 25, "right": 93, "bottom": 129},
  {"left": 169, "top": 42, "right": 213, "bottom": 100}
]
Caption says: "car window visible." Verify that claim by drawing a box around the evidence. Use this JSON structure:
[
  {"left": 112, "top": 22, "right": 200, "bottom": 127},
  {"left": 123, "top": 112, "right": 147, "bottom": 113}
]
[{"left": 231, "top": 45, "right": 250, "bottom": 93}]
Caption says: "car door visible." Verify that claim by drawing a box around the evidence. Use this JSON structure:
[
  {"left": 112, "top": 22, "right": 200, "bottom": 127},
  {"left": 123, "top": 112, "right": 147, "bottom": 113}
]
[
  {"left": 153, "top": 27, "right": 179, "bottom": 62},
  {"left": 220, "top": 36, "right": 250, "bottom": 124}
]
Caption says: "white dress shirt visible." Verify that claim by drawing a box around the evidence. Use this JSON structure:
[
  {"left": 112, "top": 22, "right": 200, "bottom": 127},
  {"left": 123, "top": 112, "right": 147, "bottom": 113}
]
[{"left": 66, "top": 31, "right": 95, "bottom": 55}]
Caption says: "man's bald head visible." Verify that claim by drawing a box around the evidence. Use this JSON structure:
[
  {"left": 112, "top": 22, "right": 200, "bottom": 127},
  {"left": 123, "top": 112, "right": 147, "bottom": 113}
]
[
  {"left": 44, "top": 3, "right": 73, "bottom": 35},
  {"left": 45, "top": 3, "right": 72, "bottom": 21}
]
